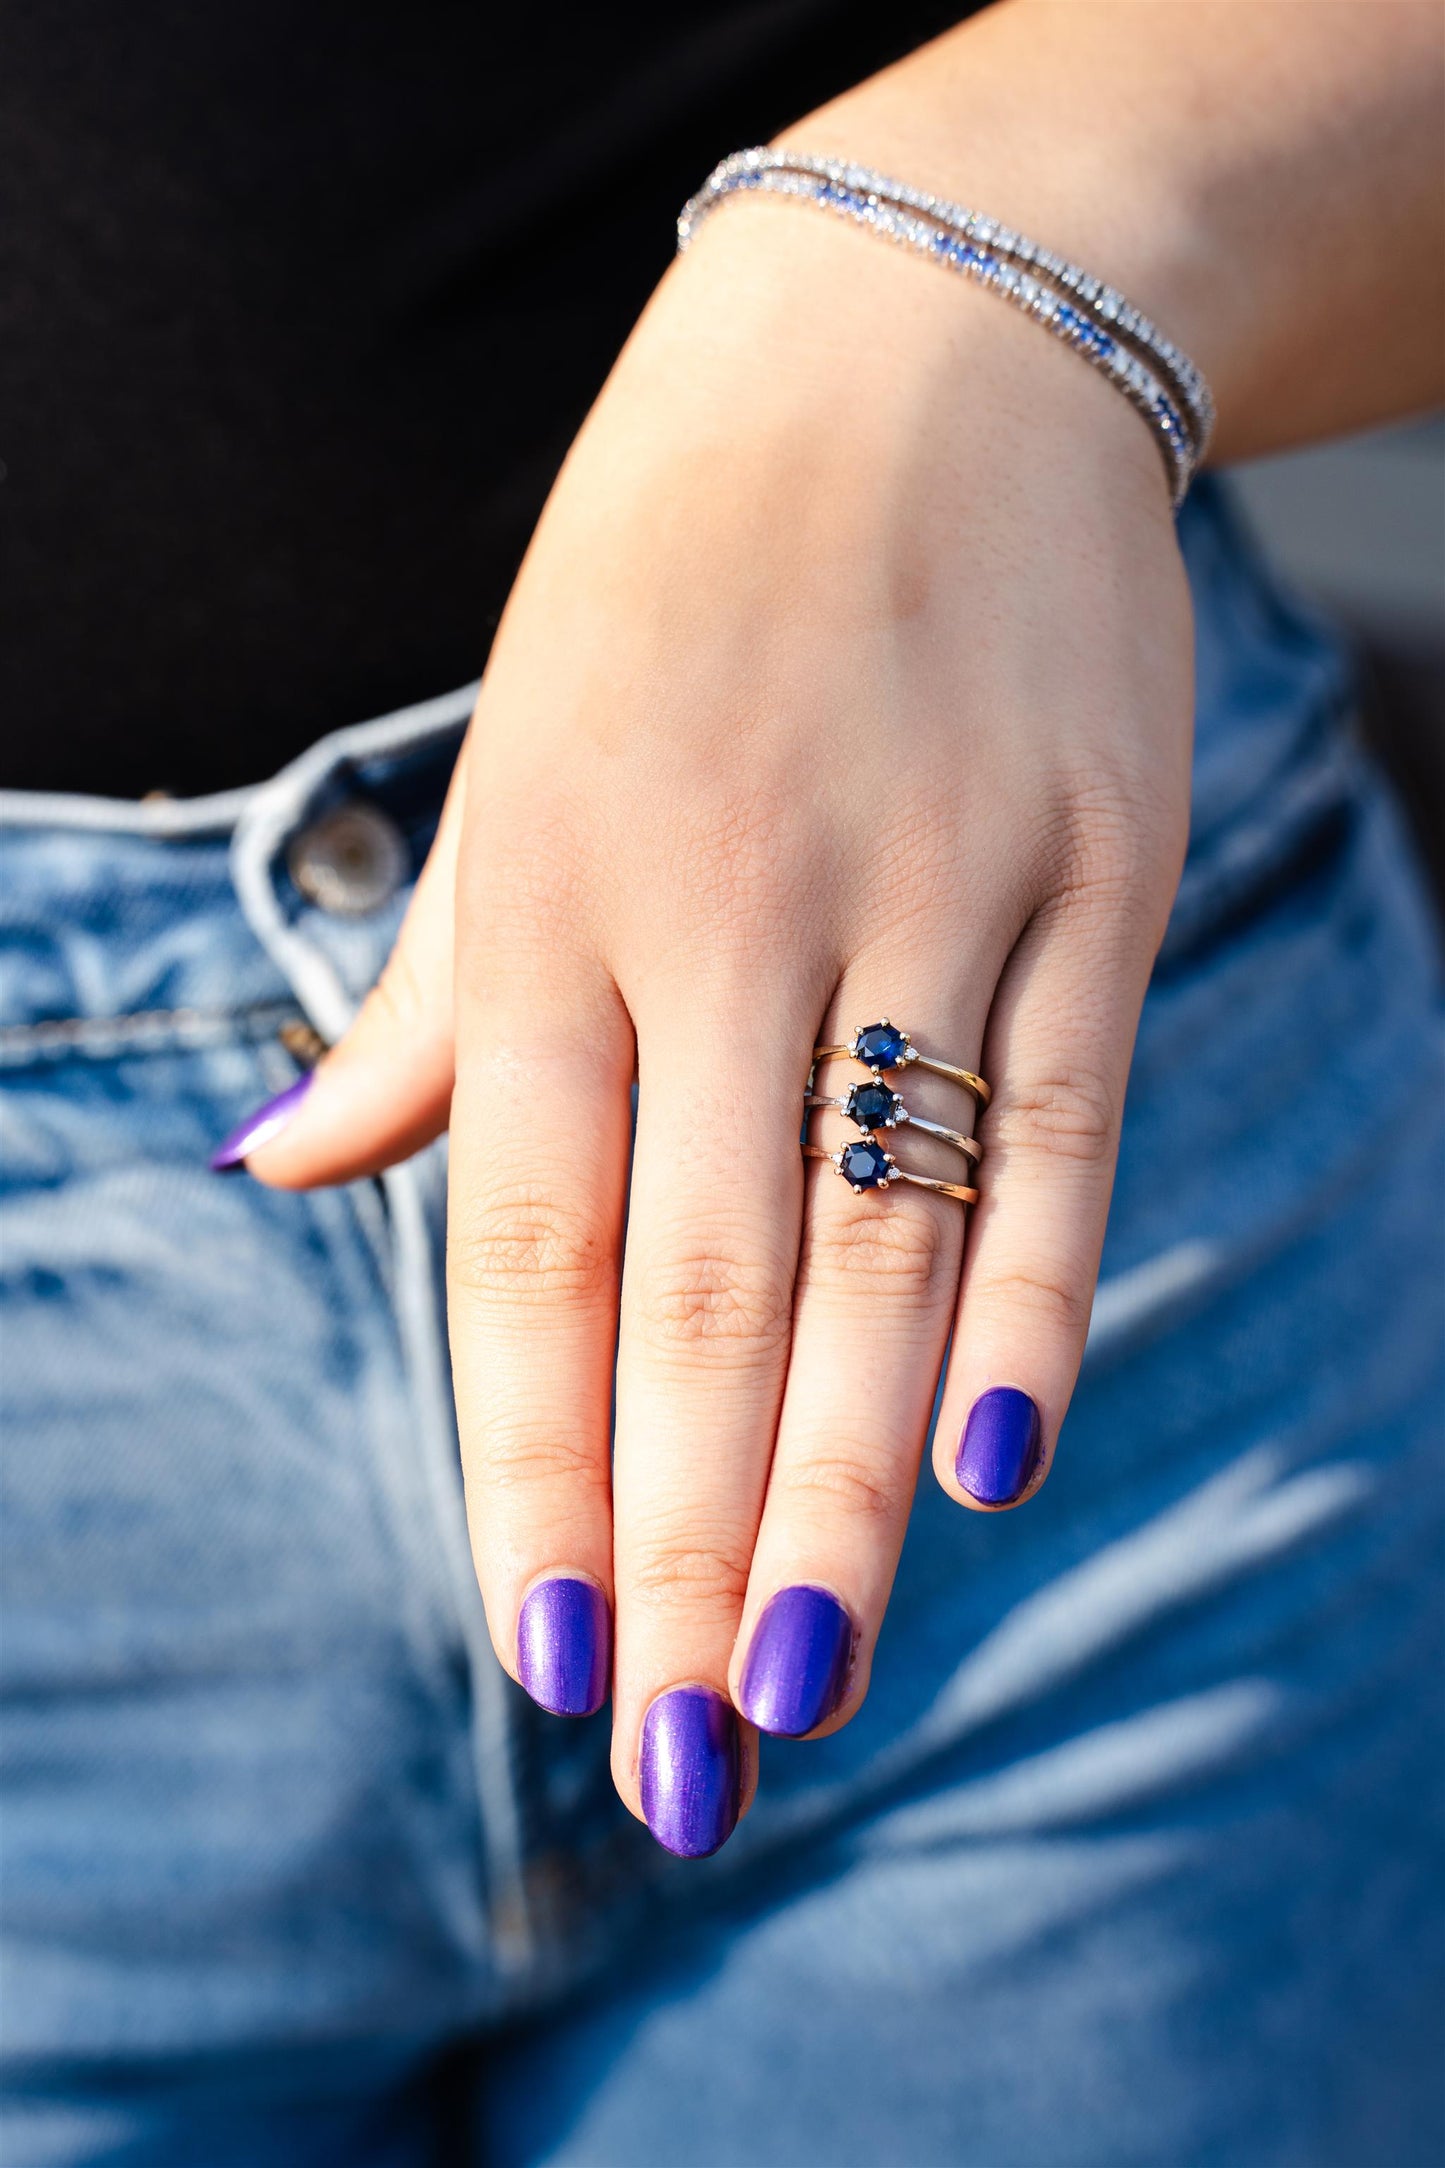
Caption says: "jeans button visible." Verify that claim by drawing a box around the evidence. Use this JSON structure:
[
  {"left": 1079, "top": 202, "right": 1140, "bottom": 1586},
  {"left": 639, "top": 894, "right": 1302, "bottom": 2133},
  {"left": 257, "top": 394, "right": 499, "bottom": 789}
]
[{"left": 286, "top": 804, "right": 409, "bottom": 916}]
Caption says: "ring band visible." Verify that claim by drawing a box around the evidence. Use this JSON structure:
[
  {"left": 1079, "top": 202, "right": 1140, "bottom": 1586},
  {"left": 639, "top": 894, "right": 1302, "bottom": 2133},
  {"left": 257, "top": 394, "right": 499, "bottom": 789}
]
[
  {"left": 804, "top": 1092, "right": 981, "bottom": 1166},
  {"left": 811, "top": 1019, "right": 990, "bottom": 1105},
  {"left": 802, "top": 1141, "right": 978, "bottom": 1205}
]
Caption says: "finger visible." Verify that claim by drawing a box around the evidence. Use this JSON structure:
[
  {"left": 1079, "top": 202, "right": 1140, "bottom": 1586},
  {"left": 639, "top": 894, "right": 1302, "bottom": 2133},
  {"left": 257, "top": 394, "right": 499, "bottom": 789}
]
[
  {"left": 935, "top": 891, "right": 1156, "bottom": 1512},
  {"left": 240, "top": 741, "right": 471, "bottom": 1188},
  {"left": 609, "top": 990, "right": 818, "bottom": 1854},
  {"left": 447, "top": 935, "right": 634, "bottom": 1718},
  {"left": 732, "top": 983, "right": 989, "bottom": 1740}
]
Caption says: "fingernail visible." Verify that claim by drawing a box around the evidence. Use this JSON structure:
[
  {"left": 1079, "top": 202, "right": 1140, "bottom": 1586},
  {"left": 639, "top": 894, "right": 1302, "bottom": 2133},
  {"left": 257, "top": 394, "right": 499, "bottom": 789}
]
[
  {"left": 516, "top": 1576, "right": 610, "bottom": 1717},
  {"left": 209, "top": 1074, "right": 314, "bottom": 1172},
  {"left": 956, "top": 1386, "right": 1042, "bottom": 1505},
  {"left": 639, "top": 1687, "right": 740, "bottom": 1859},
  {"left": 738, "top": 1585, "right": 853, "bottom": 1738}
]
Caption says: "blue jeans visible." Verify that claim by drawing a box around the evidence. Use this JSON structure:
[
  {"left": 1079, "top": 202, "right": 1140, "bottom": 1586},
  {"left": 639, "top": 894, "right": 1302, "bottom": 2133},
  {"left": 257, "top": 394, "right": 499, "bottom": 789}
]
[{"left": 2, "top": 484, "right": 1442, "bottom": 2168}]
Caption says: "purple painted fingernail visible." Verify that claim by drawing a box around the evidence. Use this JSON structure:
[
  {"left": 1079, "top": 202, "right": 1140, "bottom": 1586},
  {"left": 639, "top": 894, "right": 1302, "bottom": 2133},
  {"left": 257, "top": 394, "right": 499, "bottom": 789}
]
[
  {"left": 516, "top": 1576, "right": 610, "bottom": 1717},
  {"left": 640, "top": 1687, "right": 740, "bottom": 1859},
  {"left": 209, "top": 1074, "right": 314, "bottom": 1171},
  {"left": 956, "top": 1387, "right": 1042, "bottom": 1505},
  {"left": 738, "top": 1585, "right": 853, "bottom": 1738}
]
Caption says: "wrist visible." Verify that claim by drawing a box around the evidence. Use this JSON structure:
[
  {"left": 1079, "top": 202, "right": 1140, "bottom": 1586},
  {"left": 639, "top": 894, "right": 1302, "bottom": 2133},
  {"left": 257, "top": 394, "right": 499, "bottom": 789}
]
[
  {"left": 777, "top": 18, "right": 1235, "bottom": 451},
  {"left": 784, "top": 0, "right": 1445, "bottom": 461},
  {"left": 656, "top": 162, "right": 1184, "bottom": 526}
]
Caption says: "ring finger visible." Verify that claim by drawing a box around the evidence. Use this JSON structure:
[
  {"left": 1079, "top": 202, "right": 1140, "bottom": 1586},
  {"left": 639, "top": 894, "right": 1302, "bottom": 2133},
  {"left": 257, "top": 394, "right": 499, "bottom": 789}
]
[{"left": 731, "top": 966, "right": 993, "bottom": 1739}]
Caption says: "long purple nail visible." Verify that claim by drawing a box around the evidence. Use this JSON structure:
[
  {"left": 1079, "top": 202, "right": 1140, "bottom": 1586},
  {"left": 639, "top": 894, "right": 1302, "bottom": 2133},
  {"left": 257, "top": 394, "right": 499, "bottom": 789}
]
[
  {"left": 640, "top": 1687, "right": 740, "bottom": 1858},
  {"left": 516, "top": 1576, "right": 610, "bottom": 1717},
  {"left": 956, "top": 1387, "right": 1042, "bottom": 1505},
  {"left": 209, "top": 1074, "right": 314, "bottom": 1171},
  {"left": 738, "top": 1585, "right": 853, "bottom": 1737}
]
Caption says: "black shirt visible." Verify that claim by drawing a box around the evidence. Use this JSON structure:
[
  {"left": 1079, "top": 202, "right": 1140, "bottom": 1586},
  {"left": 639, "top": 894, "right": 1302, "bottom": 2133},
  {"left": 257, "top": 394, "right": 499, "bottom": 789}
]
[{"left": 2, "top": 1, "right": 963, "bottom": 795}]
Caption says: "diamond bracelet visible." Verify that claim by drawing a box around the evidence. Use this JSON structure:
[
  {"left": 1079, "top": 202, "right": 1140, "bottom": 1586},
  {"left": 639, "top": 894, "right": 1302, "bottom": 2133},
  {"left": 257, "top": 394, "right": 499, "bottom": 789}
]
[{"left": 677, "top": 148, "right": 1213, "bottom": 510}]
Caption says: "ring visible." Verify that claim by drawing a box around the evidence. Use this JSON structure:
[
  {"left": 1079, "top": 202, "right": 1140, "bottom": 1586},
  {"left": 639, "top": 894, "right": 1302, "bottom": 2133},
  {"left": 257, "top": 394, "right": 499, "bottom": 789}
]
[
  {"left": 811, "top": 1019, "right": 990, "bottom": 1105},
  {"left": 802, "top": 1140, "right": 978, "bottom": 1205},
  {"left": 804, "top": 1081, "right": 981, "bottom": 1166}
]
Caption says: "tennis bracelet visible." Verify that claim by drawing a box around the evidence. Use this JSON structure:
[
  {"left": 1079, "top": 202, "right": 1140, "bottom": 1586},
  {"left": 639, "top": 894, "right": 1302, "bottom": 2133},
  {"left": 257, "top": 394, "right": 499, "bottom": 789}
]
[{"left": 678, "top": 148, "right": 1213, "bottom": 509}]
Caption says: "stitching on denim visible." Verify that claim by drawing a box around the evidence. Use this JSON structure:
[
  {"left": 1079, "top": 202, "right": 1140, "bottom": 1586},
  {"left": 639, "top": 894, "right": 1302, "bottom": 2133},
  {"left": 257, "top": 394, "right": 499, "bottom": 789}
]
[{"left": 0, "top": 999, "right": 301, "bottom": 1066}]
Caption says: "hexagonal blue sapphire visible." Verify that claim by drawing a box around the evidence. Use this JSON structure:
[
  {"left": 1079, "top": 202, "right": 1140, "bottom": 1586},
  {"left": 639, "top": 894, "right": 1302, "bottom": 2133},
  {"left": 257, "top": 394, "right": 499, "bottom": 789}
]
[
  {"left": 854, "top": 1022, "right": 909, "bottom": 1071},
  {"left": 845, "top": 1081, "right": 900, "bottom": 1132},
  {"left": 839, "top": 1140, "right": 892, "bottom": 1189}
]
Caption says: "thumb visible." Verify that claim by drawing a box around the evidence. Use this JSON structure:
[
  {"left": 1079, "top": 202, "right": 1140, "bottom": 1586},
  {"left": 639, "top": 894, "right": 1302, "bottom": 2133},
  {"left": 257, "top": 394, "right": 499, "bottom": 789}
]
[{"left": 223, "top": 749, "right": 468, "bottom": 1189}]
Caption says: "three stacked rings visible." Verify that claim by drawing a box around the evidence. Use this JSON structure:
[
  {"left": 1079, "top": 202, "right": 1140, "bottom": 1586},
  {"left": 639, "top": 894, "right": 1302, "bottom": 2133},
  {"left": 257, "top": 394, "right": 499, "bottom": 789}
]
[{"left": 803, "top": 1019, "right": 987, "bottom": 1205}]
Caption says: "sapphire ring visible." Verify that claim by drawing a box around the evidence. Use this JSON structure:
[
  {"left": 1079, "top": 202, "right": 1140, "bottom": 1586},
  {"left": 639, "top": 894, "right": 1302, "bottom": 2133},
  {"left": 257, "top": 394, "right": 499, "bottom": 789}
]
[
  {"left": 811, "top": 1020, "right": 989, "bottom": 1107},
  {"left": 802, "top": 1140, "right": 979, "bottom": 1205},
  {"left": 804, "top": 1080, "right": 981, "bottom": 1168}
]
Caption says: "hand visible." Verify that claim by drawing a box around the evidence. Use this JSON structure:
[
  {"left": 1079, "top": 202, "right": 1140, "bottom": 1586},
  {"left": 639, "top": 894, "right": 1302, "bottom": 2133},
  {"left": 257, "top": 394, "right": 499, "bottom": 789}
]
[{"left": 247, "top": 196, "right": 1193, "bottom": 1855}]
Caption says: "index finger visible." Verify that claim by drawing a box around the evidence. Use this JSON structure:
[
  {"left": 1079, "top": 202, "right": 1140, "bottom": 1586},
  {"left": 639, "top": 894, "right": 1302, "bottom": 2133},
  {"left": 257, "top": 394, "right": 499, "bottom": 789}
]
[{"left": 447, "top": 935, "right": 633, "bottom": 1718}]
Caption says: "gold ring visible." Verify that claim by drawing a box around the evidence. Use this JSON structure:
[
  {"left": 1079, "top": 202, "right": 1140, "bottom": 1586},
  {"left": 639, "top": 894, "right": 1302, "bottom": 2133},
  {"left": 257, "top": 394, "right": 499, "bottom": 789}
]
[
  {"left": 802, "top": 1141, "right": 979, "bottom": 1205},
  {"left": 811, "top": 1018, "right": 989, "bottom": 1105}
]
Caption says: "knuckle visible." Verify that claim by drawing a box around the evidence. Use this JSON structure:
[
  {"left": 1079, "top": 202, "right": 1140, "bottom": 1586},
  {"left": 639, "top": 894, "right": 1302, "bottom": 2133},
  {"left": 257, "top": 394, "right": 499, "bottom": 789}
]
[
  {"left": 627, "top": 1538, "right": 751, "bottom": 1618},
  {"left": 632, "top": 1241, "right": 793, "bottom": 1362},
  {"left": 988, "top": 1065, "right": 1117, "bottom": 1169},
  {"left": 800, "top": 1194, "right": 955, "bottom": 1309},
  {"left": 1047, "top": 789, "right": 1186, "bottom": 926},
  {"left": 971, "top": 1259, "right": 1093, "bottom": 1340},
  {"left": 475, "top": 1419, "right": 609, "bottom": 1498},
  {"left": 449, "top": 1186, "right": 615, "bottom": 1309},
  {"left": 775, "top": 1443, "right": 899, "bottom": 1530}
]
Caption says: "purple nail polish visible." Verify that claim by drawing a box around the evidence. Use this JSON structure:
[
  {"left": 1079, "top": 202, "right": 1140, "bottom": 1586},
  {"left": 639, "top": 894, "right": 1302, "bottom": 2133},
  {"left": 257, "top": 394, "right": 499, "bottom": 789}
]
[
  {"left": 516, "top": 1576, "right": 610, "bottom": 1717},
  {"left": 738, "top": 1585, "right": 853, "bottom": 1737},
  {"left": 209, "top": 1073, "right": 314, "bottom": 1172},
  {"left": 956, "top": 1387, "right": 1042, "bottom": 1505},
  {"left": 639, "top": 1687, "right": 739, "bottom": 1859}
]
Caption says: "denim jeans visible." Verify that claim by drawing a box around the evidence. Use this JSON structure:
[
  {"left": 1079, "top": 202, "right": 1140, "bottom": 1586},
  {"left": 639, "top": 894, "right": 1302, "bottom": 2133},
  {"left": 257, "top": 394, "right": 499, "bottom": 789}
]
[{"left": 2, "top": 483, "right": 1442, "bottom": 2167}]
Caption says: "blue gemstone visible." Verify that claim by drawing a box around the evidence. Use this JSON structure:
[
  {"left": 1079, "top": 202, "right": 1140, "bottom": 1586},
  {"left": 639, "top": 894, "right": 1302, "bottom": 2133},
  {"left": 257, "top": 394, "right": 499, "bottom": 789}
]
[
  {"left": 845, "top": 1081, "right": 899, "bottom": 1132},
  {"left": 839, "top": 1140, "right": 892, "bottom": 1189},
  {"left": 854, "top": 1022, "right": 908, "bottom": 1070}
]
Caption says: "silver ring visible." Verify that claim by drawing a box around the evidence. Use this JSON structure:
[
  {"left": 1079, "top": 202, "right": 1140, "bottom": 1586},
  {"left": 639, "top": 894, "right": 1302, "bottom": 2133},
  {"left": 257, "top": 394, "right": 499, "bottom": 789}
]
[{"left": 804, "top": 1082, "right": 980, "bottom": 1167}]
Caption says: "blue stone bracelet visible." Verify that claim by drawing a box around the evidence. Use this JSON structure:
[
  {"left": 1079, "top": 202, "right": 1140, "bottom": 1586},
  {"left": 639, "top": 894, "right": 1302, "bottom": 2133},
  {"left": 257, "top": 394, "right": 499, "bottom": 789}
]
[{"left": 677, "top": 149, "right": 1213, "bottom": 510}]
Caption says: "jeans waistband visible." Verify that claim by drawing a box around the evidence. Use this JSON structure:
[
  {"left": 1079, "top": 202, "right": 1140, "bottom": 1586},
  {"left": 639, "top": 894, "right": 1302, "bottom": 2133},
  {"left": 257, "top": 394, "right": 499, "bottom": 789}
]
[{"left": 0, "top": 680, "right": 476, "bottom": 1044}]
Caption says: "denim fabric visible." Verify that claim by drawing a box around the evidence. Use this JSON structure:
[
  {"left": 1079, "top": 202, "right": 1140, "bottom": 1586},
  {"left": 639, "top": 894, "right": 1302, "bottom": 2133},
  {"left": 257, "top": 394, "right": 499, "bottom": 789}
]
[{"left": 1, "top": 484, "right": 1441, "bottom": 2167}]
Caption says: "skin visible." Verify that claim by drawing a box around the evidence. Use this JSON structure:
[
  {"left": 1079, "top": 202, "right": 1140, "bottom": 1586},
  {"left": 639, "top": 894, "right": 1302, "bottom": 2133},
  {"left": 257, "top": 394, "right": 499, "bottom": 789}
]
[{"left": 248, "top": 2, "right": 1444, "bottom": 1834}]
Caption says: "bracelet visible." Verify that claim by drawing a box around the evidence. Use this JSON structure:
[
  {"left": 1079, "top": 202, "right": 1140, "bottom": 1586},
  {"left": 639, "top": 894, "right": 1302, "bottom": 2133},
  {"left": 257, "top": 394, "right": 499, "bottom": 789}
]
[{"left": 677, "top": 149, "right": 1213, "bottom": 509}]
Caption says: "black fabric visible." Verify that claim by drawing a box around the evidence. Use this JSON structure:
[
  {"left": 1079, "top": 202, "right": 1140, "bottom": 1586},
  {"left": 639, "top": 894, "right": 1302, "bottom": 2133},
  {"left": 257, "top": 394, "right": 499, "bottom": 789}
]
[{"left": 2, "top": 1, "right": 966, "bottom": 795}]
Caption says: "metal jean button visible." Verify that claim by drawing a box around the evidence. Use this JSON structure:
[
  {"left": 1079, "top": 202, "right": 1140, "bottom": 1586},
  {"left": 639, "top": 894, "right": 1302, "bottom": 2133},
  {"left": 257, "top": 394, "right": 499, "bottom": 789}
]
[{"left": 286, "top": 803, "right": 409, "bottom": 917}]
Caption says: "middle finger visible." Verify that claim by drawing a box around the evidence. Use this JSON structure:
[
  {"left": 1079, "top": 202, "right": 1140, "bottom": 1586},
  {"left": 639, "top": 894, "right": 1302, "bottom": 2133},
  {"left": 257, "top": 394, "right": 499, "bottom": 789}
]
[{"left": 610, "top": 984, "right": 814, "bottom": 1856}]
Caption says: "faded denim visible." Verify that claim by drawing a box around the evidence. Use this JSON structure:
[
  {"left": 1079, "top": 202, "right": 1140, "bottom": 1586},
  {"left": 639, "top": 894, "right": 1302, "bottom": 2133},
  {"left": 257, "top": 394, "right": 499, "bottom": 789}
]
[{"left": 2, "top": 483, "right": 1442, "bottom": 2166}]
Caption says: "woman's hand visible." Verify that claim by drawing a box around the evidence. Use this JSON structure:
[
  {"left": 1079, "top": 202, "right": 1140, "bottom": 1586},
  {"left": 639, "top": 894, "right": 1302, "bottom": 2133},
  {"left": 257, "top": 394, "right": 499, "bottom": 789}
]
[{"left": 247, "top": 195, "right": 1193, "bottom": 1853}]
